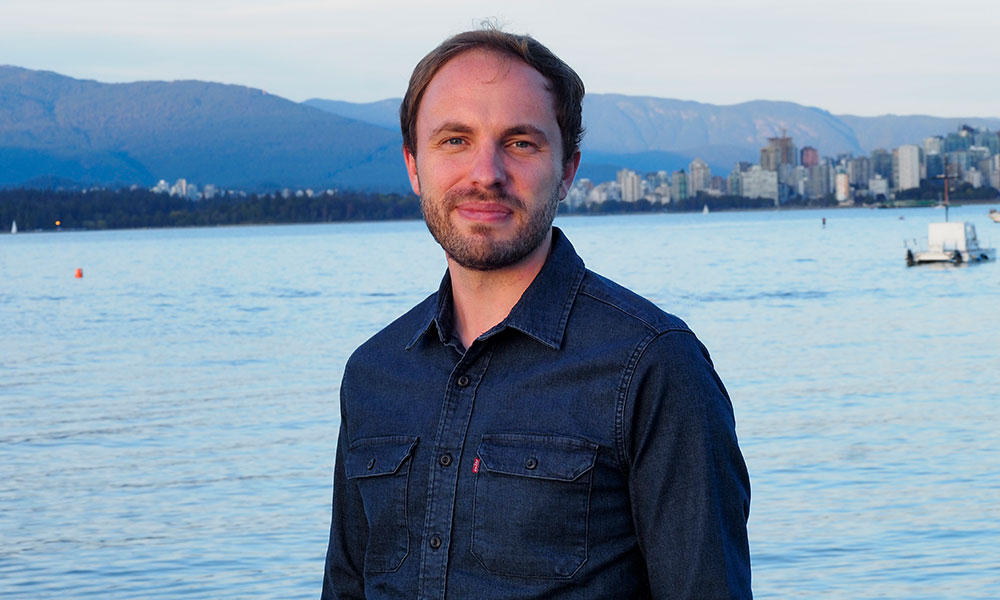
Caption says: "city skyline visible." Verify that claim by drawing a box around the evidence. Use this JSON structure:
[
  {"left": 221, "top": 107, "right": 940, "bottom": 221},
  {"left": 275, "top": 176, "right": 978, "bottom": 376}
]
[
  {"left": 571, "top": 123, "right": 1000, "bottom": 208},
  {"left": 2, "top": 0, "right": 998, "bottom": 119}
]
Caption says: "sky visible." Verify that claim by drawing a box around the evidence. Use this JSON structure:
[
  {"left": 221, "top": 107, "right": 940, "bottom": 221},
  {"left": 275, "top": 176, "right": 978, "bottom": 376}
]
[{"left": 2, "top": 0, "right": 997, "bottom": 118}]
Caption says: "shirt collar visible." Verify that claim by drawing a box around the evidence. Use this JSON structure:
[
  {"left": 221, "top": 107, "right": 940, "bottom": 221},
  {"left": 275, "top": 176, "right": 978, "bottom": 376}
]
[{"left": 406, "top": 226, "right": 586, "bottom": 351}]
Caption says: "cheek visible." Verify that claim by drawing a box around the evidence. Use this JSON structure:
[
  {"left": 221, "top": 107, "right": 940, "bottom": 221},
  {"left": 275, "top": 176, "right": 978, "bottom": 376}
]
[{"left": 419, "top": 157, "right": 467, "bottom": 191}]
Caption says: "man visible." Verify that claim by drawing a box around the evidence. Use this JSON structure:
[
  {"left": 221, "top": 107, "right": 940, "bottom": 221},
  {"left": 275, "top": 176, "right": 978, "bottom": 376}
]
[{"left": 322, "top": 28, "right": 751, "bottom": 599}]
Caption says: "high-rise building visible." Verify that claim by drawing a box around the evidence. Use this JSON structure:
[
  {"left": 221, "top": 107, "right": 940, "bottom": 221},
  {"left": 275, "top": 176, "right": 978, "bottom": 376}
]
[
  {"left": 847, "top": 156, "right": 871, "bottom": 188},
  {"left": 726, "top": 169, "right": 742, "bottom": 196},
  {"left": 869, "top": 174, "right": 889, "bottom": 199},
  {"left": 688, "top": 158, "right": 711, "bottom": 198},
  {"left": 616, "top": 169, "right": 643, "bottom": 203},
  {"left": 965, "top": 167, "right": 983, "bottom": 188},
  {"left": 945, "top": 129, "right": 972, "bottom": 152},
  {"left": 925, "top": 154, "right": 945, "bottom": 180},
  {"left": 761, "top": 132, "right": 796, "bottom": 171},
  {"left": 587, "top": 181, "right": 620, "bottom": 204},
  {"left": 671, "top": 170, "right": 688, "bottom": 201},
  {"left": 170, "top": 178, "right": 187, "bottom": 197},
  {"left": 835, "top": 171, "right": 851, "bottom": 204},
  {"left": 805, "top": 163, "right": 831, "bottom": 199},
  {"left": 870, "top": 149, "right": 893, "bottom": 188},
  {"left": 924, "top": 136, "right": 945, "bottom": 156},
  {"left": 968, "top": 146, "right": 991, "bottom": 166},
  {"left": 566, "top": 178, "right": 593, "bottom": 208},
  {"left": 971, "top": 128, "right": 999, "bottom": 153},
  {"left": 800, "top": 146, "right": 819, "bottom": 168},
  {"left": 894, "top": 145, "right": 921, "bottom": 191},
  {"left": 653, "top": 182, "right": 672, "bottom": 203},
  {"left": 741, "top": 166, "right": 779, "bottom": 205}
]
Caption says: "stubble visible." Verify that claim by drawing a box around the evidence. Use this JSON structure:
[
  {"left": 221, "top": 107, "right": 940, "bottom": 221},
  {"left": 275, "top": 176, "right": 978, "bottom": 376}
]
[{"left": 421, "top": 186, "right": 559, "bottom": 271}]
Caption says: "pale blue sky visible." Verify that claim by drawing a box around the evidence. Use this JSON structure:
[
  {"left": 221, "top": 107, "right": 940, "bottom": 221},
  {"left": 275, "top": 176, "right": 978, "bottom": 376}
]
[{"left": 2, "top": 0, "right": 997, "bottom": 117}]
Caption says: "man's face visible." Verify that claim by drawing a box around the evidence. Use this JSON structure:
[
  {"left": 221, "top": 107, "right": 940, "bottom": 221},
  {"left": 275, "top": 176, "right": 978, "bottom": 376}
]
[{"left": 404, "top": 50, "right": 580, "bottom": 271}]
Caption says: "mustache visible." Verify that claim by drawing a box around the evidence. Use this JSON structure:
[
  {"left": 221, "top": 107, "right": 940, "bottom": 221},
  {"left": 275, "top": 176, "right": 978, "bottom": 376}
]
[{"left": 443, "top": 188, "right": 525, "bottom": 210}]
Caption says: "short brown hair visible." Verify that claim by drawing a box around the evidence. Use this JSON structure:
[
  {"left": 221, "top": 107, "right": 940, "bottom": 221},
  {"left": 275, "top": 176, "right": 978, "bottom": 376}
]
[{"left": 400, "top": 27, "right": 585, "bottom": 166}]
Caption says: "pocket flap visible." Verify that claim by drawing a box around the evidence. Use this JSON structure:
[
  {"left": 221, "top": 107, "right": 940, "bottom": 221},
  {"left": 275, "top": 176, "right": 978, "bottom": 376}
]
[
  {"left": 346, "top": 436, "right": 418, "bottom": 479},
  {"left": 477, "top": 434, "right": 598, "bottom": 482}
]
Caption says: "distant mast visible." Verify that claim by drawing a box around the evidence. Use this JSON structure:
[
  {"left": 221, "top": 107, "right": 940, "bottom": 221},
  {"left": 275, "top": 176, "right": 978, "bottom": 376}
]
[
  {"left": 10, "top": 220, "right": 15, "bottom": 235},
  {"left": 942, "top": 156, "right": 950, "bottom": 222}
]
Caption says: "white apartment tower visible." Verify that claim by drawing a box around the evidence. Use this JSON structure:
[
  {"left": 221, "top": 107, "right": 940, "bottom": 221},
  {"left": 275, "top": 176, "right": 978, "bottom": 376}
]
[
  {"left": 617, "top": 169, "right": 643, "bottom": 203},
  {"left": 835, "top": 171, "right": 851, "bottom": 203},
  {"left": 740, "top": 166, "right": 779, "bottom": 205},
  {"left": 895, "top": 145, "right": 921, "bottom": 191},
  {"left": 688, "top": 158, "right": 711, "bottom": 197}
]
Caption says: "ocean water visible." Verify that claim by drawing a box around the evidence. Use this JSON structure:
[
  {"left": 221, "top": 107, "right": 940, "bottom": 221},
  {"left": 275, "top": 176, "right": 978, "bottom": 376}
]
[{"left": 2, "top": 206, "right": 999, "bottom": 599}]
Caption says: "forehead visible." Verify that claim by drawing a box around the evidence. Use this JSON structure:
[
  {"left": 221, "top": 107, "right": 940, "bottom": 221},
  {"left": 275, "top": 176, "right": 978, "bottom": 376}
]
[{"left": 416, "top": 50, "right": 557, "bottom": 131}]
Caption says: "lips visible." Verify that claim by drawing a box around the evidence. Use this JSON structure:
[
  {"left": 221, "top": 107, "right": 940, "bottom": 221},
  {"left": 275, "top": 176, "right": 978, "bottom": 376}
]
[{"left": 455, "top": 201, "right": 515, "bottom": 223}]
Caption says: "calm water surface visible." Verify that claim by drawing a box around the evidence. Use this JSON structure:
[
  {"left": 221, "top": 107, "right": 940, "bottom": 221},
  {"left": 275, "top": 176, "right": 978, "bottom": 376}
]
[{"left": 2, "top": 207, "right": 999, "bottom": 598}]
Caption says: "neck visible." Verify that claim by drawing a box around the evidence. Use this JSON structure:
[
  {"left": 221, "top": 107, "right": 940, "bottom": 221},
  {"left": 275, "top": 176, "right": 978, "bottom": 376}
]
[{"left": 448, "top": 230, "right": 552, "bottom": 349}]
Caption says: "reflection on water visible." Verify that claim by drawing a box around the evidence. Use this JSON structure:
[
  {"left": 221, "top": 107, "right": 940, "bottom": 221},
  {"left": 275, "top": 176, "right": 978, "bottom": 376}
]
[{"left": 2, "top": 208, "right": 998, "bottom": 599}]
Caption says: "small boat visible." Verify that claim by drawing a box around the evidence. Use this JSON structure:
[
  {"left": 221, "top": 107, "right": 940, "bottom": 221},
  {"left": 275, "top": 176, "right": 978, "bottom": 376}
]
[
  {"left": 989, "top": 209, "right": 1000, "bottom": 223},
  {"left": 702, "top": 204, "right": 709, "bottom": 214},
  {"left": 10, "top": 220, "right": 15, "bottom": 235},
  {"left": 905, "top": 221, "right": 996, "bottom": 266}
]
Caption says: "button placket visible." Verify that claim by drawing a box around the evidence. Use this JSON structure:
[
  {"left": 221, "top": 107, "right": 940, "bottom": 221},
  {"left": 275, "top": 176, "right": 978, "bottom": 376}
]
[{"left": 417, "top": 347, "right": 495, "bottom": 600}]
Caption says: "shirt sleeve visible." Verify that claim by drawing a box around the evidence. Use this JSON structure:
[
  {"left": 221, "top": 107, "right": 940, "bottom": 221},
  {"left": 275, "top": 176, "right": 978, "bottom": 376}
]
[
  {"left": 321, "top": 404, "right": 368, "bottom": 599},
  {"left": 621, "top": 329, "right": 752, "bottom": 599}
]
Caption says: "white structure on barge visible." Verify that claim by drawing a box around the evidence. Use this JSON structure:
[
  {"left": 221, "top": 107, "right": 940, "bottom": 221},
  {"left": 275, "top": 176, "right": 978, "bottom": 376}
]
[{"left": 906, "top": 222, "right": 996, "bottom": 266}]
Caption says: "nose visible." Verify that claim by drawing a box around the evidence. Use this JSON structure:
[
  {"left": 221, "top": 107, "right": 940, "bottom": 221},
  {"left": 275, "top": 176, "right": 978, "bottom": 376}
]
[{"left": 469, "top": 144, "right": 507, "bottom": 189}]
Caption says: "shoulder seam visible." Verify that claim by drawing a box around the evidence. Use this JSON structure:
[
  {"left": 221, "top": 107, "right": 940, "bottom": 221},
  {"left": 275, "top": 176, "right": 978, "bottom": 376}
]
[{"left": 578, "top": 287, "right": 691, "bottom": 335}]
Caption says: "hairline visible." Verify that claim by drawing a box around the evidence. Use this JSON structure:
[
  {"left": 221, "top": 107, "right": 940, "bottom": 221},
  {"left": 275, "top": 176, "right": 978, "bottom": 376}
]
[{"left": 401, "top": 34, "right": 583, "bottom": 168}]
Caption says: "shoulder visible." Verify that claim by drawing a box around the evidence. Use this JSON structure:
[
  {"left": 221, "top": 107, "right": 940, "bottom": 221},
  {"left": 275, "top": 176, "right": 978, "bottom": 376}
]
[
  {"left": 572, "top": 269, "right": 723, "bottom": 399},
  {"left": 345, "top": 292, "right": 437, "bottom": 373},
  {"left": 576, "top": 269, "right": 691, "bottom": 336}
]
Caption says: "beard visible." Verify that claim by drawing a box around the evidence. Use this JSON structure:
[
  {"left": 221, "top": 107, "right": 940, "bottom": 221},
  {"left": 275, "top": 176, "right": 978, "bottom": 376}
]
[{"left": 421, "top": 185, "right": 560, "bottom": 271}]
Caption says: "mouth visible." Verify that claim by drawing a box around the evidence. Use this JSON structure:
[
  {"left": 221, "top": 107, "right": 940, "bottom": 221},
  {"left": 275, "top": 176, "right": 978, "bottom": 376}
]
[{"left": 454, "top": 201, "right": 515, "bottom": 223}]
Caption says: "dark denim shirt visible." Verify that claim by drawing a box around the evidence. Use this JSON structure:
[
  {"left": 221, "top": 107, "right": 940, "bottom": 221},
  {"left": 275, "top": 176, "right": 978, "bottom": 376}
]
[{"left": 322, "top": 228, "right": 751, "bottom": 599}]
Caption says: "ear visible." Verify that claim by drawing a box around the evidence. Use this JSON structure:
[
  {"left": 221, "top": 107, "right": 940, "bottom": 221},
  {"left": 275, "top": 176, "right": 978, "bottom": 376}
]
[
  {"left": 558, "top": 150, "right": 582, "bottom": 199},
  {"left": 403, "top": 145, "right": 421, "bottom": 196}
]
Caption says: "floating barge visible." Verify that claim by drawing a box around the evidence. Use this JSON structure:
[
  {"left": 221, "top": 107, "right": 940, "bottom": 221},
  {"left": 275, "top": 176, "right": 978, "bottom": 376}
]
[{"left": 905, "top": 222, "right": 995, "bottom": 266}]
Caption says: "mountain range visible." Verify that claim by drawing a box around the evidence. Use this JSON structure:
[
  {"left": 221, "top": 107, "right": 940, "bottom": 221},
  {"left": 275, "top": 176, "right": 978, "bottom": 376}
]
[{"left": 3, "top": 65, "right": 999, "bottom": 192}]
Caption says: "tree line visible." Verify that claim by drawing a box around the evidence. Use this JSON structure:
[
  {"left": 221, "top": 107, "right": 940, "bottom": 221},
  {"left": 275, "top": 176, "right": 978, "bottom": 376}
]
[
  {"left": 1, "top": 186, "right": 845, "bottom": 232},
  {"left": 894, "top": 180, "right": 999, "bottom": 201},
  {"left": 0, "top": 188, "right": 423, "bottom": 231}
]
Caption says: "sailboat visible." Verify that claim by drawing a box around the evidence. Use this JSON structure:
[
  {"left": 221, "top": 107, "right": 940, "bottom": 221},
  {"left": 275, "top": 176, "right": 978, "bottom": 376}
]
[
  {"left": 10, "top": 220, "right": 16, "bottom": 235},
  {"left": 702, "top": 204, "right": 709, "bottom": 214}
]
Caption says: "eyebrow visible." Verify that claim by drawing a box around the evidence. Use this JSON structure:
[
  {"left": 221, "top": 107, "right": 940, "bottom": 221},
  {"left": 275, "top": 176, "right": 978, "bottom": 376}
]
[
  {"left": 502, "top": 125, "right": 549, "bottom": 140},
  {"left": 428, "top": 122, "right": 550, "bottom": 143},
  {"left": 429, "top": 122, "right": 474, "bottom": 138}
]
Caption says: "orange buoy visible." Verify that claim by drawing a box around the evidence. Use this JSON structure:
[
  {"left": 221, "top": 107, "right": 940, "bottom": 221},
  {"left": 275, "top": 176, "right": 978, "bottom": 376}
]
[{"left": 75, "top": 268, "right": 83, "bottom": 278}]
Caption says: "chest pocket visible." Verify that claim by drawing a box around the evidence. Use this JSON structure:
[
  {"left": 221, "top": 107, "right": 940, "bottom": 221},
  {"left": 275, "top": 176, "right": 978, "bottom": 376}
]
[
  {"left": 471, "top": 433, "right": 598, "bottom": 578},
  {"left": 346, "top": 435, "right": 418, "bottom": 574}
]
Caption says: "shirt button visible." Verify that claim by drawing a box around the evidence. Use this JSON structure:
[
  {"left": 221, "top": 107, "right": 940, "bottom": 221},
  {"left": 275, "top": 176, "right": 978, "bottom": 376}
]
[
  {"left": 439, "top": 453, "right": 453, "bottom": 467},
  {"left": 429, "top": 535, "right": 442, "bottom": 550},
  {"left": 456, "top": 375, "right": 470, "bottom": 387},
  {"left": 367, "top": 458, "right": 376, "bottom": 470},
  {"left": 525, "top": 457, "right": 538, "bottom": 470}
]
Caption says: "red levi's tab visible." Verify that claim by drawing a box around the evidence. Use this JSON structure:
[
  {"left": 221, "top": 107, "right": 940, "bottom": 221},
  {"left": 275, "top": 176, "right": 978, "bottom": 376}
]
[{"left": 472, "top": 457, "right": 480, "bottom": 474}]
